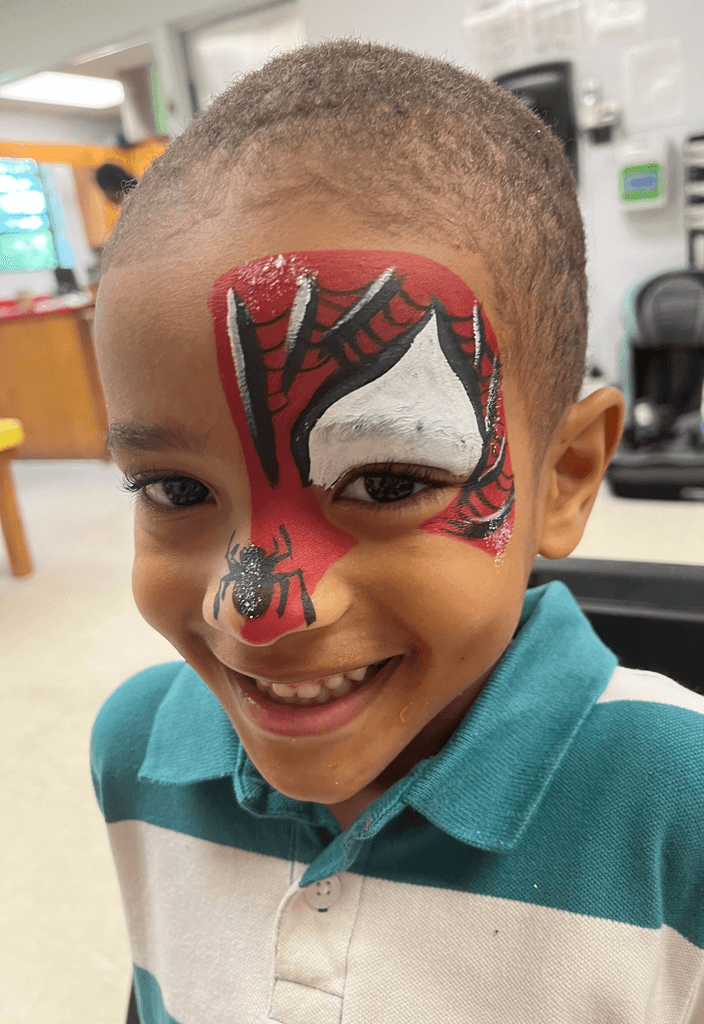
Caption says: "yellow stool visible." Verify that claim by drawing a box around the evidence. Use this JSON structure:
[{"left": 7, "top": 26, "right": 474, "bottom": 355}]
[{"left": 0, "top": 419, "right": 33, "bottom": 577}]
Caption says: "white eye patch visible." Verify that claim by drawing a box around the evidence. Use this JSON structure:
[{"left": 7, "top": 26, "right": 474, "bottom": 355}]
[{"left": 307, "top": 309, "right": 484, "bottom": 489}]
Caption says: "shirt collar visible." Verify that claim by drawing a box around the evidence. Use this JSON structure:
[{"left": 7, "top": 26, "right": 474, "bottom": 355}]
[{"left": 139, "top": 581, "right": 617, "bottom": 851}]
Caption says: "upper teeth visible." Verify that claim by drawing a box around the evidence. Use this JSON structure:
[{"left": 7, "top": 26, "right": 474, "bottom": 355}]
[{"left": 264, "top": 666, "right": 369, "bottom": 698}]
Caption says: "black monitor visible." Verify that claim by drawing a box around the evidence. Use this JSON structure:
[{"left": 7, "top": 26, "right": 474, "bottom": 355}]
[
  {"left": 495, "top": 62, "right": 579, "bottom": 185},
  {"left": 54, "top": 267, "right": 80, "bottom": 294}
]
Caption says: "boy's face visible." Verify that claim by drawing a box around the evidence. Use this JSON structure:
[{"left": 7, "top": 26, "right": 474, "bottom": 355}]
[{"left": 96, "top": 182, "right": 544, "bottom": 811}]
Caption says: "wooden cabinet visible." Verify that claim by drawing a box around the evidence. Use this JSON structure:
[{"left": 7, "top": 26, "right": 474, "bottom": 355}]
[
  {"left": 72, "top": 166, "right": 119, "bottom": 249},
  {"left": 0, "top": 304, "right": 108, "bottom": 459}
]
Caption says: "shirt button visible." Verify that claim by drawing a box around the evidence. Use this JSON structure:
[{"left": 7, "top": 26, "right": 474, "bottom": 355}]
[{"left": 304, "top": 875, "right": 342, "bottom": 911}]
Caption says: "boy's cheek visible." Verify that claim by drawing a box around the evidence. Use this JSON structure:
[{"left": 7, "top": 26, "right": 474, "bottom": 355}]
[{"left": 130, "top": 541, "right": 207, "bottom": 647}]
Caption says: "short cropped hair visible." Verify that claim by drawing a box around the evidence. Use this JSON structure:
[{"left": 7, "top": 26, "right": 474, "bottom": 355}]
[{"left": 104, "top": 39, "right": 586, "bottom": 451}]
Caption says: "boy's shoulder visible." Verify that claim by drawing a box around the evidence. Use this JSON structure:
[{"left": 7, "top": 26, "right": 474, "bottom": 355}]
[
  {"left": 584, "top": 664, "right": 704, "bottom": 816},
  {"left": 90, "top": 661, "right": 194, "bottom": 813},
  {"left": 594, "top": 663, "right": 704, "bottom": 741}
]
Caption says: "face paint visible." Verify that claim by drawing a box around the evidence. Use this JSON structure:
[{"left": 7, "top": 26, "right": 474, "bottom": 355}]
[{"left": 208, "top": 251, "right": 514, "bottom": 643}]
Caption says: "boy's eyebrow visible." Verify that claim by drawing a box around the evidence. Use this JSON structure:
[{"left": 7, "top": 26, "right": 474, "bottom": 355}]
[{"left": 105, "top": 422, "right": 210, "bottom": 456}]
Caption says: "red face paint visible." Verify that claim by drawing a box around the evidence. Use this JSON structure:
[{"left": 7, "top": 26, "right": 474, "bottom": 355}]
[{"left": 208, "top": 251, "right": 514, "bottom": 643}]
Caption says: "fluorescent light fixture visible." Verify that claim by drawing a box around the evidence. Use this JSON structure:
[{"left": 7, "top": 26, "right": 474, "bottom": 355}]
[{"left": 0, "top": 72, "right": 124, "bottom": 109}]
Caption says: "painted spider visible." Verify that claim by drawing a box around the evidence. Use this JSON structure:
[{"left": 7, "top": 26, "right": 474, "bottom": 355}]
[{"left": 213, "top": 524, "right": 316, "bottom": 626}]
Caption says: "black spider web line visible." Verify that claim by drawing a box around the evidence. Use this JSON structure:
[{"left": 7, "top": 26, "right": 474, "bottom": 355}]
[
  {"left": 252, "top": 310, "right": 290, "bottom": 330},
  {"left": 316, "top": 282, "right": 385, "bottom": 297},
  {"left": 397, "top": 285, "right": 476, "bottom": 323},
  {"left": 314, "top": 297, "right": 351, "bottom": 314},
  {"left": 379, "top": 310, "right": 417, "bottom": 330}
]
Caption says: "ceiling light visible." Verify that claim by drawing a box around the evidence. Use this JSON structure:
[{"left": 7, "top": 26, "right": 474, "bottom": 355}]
[{"left": 0, "top": 72, "right": 125, "bottom": 109}]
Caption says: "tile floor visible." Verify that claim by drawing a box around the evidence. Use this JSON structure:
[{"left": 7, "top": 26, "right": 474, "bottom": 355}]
[
  {"left": 1, "top": 460, "right": 176, "bottom": 1024},
  {"left": 1, "top": 459, "right": 703, "bottom": 1024}
]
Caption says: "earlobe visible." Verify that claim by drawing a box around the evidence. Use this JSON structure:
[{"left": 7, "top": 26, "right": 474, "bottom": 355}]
[{"left": 538, "top": 387, "right": 625, "bottom": 560}]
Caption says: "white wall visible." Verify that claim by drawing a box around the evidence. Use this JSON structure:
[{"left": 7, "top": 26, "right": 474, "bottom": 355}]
[
  {"left": 0, "top": 0, "right": 258, "bottom": 83},
  {"left": 0, "top": 109, "right": 122, "bottom": 145},
  {"left": 300, "top": 0, "right": 704, "bottom": 383},
  {"left": 1, "top": 0, "right": 702, "bottom": 381}
]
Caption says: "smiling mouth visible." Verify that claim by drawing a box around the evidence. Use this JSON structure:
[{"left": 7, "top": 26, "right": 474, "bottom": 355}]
[{"left": 249, "top": 658, "right": 394, "bottom": 706}]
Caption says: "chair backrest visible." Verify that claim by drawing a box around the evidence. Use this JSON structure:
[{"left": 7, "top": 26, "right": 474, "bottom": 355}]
[
  {"left": 528, "top": 556, "right": 704, "bottom": 695},
  {"left": 635, "top": 270, "right": 704, "bottom": 348}
]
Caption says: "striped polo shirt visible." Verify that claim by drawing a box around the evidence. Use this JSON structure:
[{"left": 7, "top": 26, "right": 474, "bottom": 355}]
[{"left": 90, "top": 581, "right": 704, "bottom": 1023}]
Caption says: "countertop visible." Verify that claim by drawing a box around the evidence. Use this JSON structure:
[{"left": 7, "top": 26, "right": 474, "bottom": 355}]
[{"left": 571, "top": 481, "right": 704, "bottom": 566}]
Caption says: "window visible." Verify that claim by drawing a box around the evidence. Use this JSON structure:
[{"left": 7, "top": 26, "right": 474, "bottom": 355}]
[{"left": 0, "top": 158, "right": 59, "bottom": 273}]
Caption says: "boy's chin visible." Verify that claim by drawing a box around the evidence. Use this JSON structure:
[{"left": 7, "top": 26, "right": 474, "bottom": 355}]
[{"left": 252, "top": 757, "right": 386, "bottom": 809}]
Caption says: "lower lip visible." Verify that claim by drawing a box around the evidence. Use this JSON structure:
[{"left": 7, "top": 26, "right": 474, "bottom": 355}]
[{"left": 231, "top": 658, "right": 401, "bottom": 737}]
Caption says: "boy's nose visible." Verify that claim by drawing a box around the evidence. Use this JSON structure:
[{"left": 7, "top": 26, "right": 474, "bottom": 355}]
[
  {"left": 205, "top": 544, "right": 354, "bottom": 646},
  {"left": 238, "top": 570, "right": 353, "bottom": 645}
]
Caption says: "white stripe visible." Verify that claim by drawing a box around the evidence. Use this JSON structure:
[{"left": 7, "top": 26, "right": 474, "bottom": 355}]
[
  {"left": 226, "top": 288, "right": 255, "bottom": 431},
  {"left": 350, "top": 879, "right": 703, "bottom": 1023},
  {"left": 108, "top": 818, "right": 704, "bottom": 1024},
  {"left": 284, "top": 275, "right": 314, "bottom": 355},
  {"left": 333, "top": 267, "right": 395, "bottom": 330},
  {"left": 596, "top": 666, "right": 704, "bottom": 714},
  {"left": 109, "top": 819, "right": 291, "bottom": 1022}
]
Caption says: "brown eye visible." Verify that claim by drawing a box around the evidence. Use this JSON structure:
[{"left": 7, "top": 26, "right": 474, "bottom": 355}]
[
  {"left": 340, "top": 473, "right": 424, "bottom": 503},
  {"left": 144, "top": 476, "right": 211, "bottom": 507}
]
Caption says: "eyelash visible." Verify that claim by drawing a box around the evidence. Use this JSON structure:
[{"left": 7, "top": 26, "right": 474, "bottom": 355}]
[
  {"left": 332, "top": 464, "right": 458, "bottom": 507},
  {"left": 120, "top": 465, "right": 458, "bottom": 513},
  {"left": 121, "top": 471, "right": 212, "bottom": 511}
]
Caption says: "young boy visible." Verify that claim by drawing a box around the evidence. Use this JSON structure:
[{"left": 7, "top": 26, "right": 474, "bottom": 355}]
[{"left": 90, "top": 40, "right": 704, "bottom": 1023}]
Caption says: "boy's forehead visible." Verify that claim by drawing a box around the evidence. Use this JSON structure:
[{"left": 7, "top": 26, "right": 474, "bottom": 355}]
[
  {"left": 98, "top": 244, "right": 510, "bottom": 350},
  {"left": 95, "top": 210, "right": 518, "bottom": 436},
  {"left": 98, "top": 179, "right": 514, "bottom": 341}
]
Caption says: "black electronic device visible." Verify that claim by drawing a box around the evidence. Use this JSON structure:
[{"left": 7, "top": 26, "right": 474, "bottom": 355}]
[
  {"left": 54, "top": 267, "right": 80, "bottom": 295},
  {"left": 607, "top": 270, "right": 704, "bottom": 500},
  {"left": 495, "top": 62, "right": 578, "bottom": 184}
]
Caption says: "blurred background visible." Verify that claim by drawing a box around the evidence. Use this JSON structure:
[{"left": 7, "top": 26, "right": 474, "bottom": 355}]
[{"left": 0, "top": 1, "right": 703, "bottom": 1021}]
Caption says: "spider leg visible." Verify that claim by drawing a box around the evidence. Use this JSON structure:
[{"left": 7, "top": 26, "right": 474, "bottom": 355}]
[
  {"left": 275, "top": 575, "right": 290, "bottom": 618},
  {"left": 286, "top": 568, "right": 316, "bottom": 626},
  {"left": 224, "top": 530, "right": 239, "bottom": 566},
  {"left": 213, "top": 573, "right": 234, "bottom": 620},
  {"left": 279, "top": 524, "right": 293, "bottom": 559}
]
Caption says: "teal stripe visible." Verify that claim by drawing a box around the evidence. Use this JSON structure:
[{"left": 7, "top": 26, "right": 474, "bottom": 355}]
[
  {"left": 362, "top": 699, "right": 704, "bottom": 949},
  {"left": 91, "top": 631, "right": 704, "bottom": 956},
  {"left": 91, "top": 662, "right": 183, "bottom": 819},
  {"left": 133, "top": 964, "right": 182, "bottom": 1024},
  {"left": 91, "top": 663, "right": 330, "bottom": 863},
  {"left": 100, "top": 699, "right": 704, "bottom": 949}
]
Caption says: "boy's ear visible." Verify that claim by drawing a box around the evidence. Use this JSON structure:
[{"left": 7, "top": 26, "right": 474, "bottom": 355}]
[{"left": 538, "top": 387, "right": 625, "bottom": 560}]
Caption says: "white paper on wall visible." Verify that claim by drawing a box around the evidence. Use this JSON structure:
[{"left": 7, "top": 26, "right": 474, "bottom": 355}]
[
  {"left": 585, "top": 0, "right": 647, "bottom": 44},
  {"left": 462, "top": 0, "right": 527, "bottom": 76},
  {"left": 524, "top": 0, "right": 585, "bottom": 58},
  {"left": 463, "top": 0, "right": 587, "bottom": 74},
  {"left": 623, "top": 38, "right": 686, "bottom": 131}
]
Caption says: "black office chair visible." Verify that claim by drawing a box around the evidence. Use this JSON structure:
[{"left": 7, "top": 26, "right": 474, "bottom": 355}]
[
  {"left": 529, "top": 556, "right": 704, "bottom": 695},
  {"left": 608, "top": 270, "right": 704, "bottom": 499},
  {"left": 126, "top": 984, "right": 139, "bottom": 1024}
]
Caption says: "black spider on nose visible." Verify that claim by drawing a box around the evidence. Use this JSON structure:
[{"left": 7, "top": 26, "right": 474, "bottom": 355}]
[{"left": 213, "top": 524, "right": 316, "bottom": 626}]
